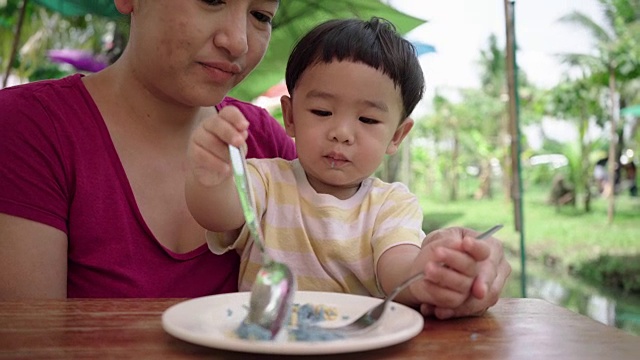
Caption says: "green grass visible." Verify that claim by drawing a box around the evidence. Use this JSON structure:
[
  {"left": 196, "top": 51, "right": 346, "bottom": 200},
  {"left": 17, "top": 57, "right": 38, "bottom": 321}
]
[{"left": 419, "top": 184, "right": 640, "bottom": 271}]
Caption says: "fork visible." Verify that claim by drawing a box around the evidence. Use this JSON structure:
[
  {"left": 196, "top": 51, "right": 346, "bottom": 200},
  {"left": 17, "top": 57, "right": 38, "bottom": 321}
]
[{"left": 322, "top": 224, "right": 503, "bottom": 335}]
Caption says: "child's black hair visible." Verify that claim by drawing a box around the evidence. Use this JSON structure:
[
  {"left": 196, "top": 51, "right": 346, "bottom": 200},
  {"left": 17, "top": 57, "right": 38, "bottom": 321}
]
[{"left": 285, "top": 17, "right": 425, "bottom": 120}]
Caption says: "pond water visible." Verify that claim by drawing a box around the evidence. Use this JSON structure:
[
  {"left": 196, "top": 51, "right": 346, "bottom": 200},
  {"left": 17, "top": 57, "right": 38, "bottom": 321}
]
[{"left": 502, "top": 261, "right": 640, "bottom": 336}]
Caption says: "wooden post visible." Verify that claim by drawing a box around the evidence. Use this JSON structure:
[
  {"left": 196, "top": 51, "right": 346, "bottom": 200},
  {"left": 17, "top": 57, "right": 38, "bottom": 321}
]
[{"left": 504, "top": 0, "right": 521, "bottom": 231}]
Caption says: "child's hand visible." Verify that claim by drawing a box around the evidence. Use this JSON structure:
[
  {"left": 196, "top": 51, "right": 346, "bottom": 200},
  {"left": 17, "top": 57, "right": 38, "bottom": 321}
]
[
  {"left": 187, "top": 106, "right": 249, "bottom": 187},
  {"left": 409, "top": 232, "right": 490, "bottom": 309}
]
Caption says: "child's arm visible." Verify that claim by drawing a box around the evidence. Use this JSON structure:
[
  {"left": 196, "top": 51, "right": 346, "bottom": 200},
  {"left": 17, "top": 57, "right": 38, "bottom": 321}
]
[
  {"left": 419, "top": 227, "right": 510, "bottom": 319},
  {"left": 185, "top": 106, "right": 249, "bottom": 232},
  {"left": 413, "top": 235, "right": 490, "bottom": 308},
  {"left": 376, "top": 244, "right": 421, "bottom": 305},
  {"left": 377, "top": 234, "right": 490, "bottom": 309}
]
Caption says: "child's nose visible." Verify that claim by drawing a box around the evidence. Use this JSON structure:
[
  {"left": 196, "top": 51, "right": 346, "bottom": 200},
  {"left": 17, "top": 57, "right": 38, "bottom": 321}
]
[{"left": 329, "top": 121, "right": 355, "bottom": 144}]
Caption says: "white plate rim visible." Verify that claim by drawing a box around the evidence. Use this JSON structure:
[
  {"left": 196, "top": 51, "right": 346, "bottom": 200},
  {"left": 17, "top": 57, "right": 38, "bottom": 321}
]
[{"left": 161, "top": 291, "right": 424, "bottom": 355}]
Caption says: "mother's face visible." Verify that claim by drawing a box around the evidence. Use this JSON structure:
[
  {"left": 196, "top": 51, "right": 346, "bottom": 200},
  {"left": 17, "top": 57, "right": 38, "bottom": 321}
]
[{"left": 116, "top": 0, "right": 277, "bottom": 106}]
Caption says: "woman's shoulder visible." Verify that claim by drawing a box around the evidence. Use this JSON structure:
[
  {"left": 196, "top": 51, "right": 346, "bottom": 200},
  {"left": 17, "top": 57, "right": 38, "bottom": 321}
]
[
  {"left": 217, "top": 97, "right": 276, "bottom": 135},
  {"left": 1, "top": 74, "right": 83, "bottom": 98},
  {"left": 1, "top": 74, "right": 93, "bottom": 124},
  {"left": 0, "top": 74, "right": 86, "bottom": 114},
  {"left": 218, "top": 96, "right": 270, "bottom": 119},
  {"left": 220, "top": 97, "right": 296, "bottom": 160}
]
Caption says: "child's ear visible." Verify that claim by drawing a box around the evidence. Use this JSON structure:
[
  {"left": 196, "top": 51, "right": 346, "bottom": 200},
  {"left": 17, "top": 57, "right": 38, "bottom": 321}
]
[
  {"left": 386, "top": 118, "right": 414, "bottom": 155},
  {"left": 280, "top": 95, "right": 295, "bottom": 137}
]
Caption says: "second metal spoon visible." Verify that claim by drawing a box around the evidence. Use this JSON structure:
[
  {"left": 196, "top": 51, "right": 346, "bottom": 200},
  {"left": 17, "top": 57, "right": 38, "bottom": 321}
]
[{"left": 319, "top": 224, "right": 504, "bottom": 335}]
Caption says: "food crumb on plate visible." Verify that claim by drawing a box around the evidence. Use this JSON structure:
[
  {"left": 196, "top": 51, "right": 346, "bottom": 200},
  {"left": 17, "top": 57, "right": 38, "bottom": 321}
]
[{"left": 234, "top": 303, "right": 344, "bottom": 342}]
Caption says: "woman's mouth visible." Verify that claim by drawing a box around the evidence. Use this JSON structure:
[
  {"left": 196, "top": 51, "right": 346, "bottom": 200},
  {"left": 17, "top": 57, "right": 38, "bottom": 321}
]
[{"left": 199, "top": 62, "right": 241, "bottom": 83}]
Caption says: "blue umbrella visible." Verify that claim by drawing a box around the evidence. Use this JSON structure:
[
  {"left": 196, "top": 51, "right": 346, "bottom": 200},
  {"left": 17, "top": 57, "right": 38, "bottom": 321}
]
[
  {"left": 412, "top": 41, "right": 436, "bottom": 56},
  {"left": 621, "top": 104, "right": 640, "bottom": 116}
]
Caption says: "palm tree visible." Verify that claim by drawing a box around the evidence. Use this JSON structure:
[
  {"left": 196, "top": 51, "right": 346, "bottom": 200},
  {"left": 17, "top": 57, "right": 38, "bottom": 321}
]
[{"left": 558, "top": 0, "right": 640, "bottom": 223}]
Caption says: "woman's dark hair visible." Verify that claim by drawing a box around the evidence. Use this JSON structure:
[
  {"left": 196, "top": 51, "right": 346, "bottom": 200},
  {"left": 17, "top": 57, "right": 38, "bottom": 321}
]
[{"left": 285, "top": 17, "right": 425, "bottom": 120}]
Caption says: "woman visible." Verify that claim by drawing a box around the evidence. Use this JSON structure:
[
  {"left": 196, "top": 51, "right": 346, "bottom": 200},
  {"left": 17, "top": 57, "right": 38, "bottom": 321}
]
[{"left": 0, "top": 0, "right": 509, "bottom": 319}]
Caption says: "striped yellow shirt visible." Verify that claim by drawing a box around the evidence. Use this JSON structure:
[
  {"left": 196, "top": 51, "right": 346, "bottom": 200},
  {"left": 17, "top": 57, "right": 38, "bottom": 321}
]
[{"left": 207, "top": 158, "right": 424, "bottom": 298}]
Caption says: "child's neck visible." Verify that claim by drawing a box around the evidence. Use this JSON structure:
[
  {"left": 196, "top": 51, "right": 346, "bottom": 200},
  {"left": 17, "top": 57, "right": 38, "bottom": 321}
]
[{"left": 305, "top": 173, "right": 363, "bottom": 200}]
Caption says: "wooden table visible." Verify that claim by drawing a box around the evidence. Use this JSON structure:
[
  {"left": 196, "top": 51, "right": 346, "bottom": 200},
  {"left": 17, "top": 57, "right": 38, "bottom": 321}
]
[{"left": 0, "top": 298, "right": 637, "bottom": 359}]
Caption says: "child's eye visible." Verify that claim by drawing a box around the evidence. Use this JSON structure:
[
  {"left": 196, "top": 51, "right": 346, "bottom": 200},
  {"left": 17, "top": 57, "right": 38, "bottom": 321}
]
[
  {"left": 311, "top": 110, "right": 332, "bottom": 117},
  {"left": 359, "top": 117, "right": 380, "bottom": 125}
]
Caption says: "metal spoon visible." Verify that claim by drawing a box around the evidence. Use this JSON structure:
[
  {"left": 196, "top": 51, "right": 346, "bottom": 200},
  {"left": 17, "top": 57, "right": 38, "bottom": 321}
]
[
  {"left": 321, "top": 224, "right": 504, "bottom": 335},
  {"left": 228, "top": 145, "right": 296, "bottom": 339}
]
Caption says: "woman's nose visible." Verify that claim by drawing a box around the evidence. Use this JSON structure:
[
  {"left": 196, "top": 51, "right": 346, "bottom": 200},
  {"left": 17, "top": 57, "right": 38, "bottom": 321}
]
[{"left": 214, "top": 12, "right": 249, "bottom": 57}]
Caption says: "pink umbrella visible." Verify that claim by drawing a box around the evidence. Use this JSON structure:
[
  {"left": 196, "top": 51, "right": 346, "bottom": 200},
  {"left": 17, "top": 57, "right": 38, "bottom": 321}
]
[{"left": 261, "top": 82, "right": 289, "bottom": 98}]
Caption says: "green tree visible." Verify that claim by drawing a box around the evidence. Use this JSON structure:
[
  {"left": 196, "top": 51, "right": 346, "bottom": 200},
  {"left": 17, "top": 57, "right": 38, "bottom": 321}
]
[
  {"left": 476, "top": 34, "right": 511, "bottom": 201},
  {"left": 548, "top": 75, "right": 607, "bottom": 212},
  {"left": 1, "top": 0, "right": 122, "bottom": 85},
  {"left": 411, "top": 93, "right": 458, "bottom": 200},
  {"left": 476, "top": 34, "right": 541, "bottom": 201}
]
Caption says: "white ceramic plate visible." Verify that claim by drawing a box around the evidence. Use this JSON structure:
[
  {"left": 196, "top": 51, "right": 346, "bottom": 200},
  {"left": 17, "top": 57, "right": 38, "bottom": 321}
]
[{"left": 162, "top": 291, "right": 424, "bottom": 355}]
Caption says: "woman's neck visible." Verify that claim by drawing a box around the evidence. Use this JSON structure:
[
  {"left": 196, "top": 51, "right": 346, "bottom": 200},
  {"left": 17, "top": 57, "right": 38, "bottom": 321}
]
[{"left": 83, "top": 63, "right": 216, "bottom": 147}]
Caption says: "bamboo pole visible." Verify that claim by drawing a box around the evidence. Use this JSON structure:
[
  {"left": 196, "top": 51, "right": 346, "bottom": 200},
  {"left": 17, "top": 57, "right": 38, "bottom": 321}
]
[
  {"left": 504, "top": 0, "right": 526, "bottom": 297},
  {"left": 3, "top": 0, "right": 29, "bottom": 88},
  {"left": 607, "top": 65, "right": 617, "bottom": 224}
]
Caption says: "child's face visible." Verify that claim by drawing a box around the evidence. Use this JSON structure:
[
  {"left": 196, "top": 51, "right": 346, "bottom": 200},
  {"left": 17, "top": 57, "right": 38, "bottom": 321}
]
[{"left": 281, "top": 61, "right": 413, "bottom": 198}]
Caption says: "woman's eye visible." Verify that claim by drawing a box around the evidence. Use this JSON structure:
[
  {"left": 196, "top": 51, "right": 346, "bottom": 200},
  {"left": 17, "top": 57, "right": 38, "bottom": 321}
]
[
  {"left": 252, "top": 11, "right": 273, "bottom": 24},
  {"left": 359, "top": 117, "right": 379, "bottom": 125},
  {"left": 200, "top": 0, "right": 224, "bottom": 6},
  {"left": 311, "top": 109, "right": 332, "bottom": 117}
]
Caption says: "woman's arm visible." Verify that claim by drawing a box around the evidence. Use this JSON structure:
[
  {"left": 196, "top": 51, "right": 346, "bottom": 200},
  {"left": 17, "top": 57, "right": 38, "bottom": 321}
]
[{"left": 0, "top": 214, "right": 67, "bottom": 299}]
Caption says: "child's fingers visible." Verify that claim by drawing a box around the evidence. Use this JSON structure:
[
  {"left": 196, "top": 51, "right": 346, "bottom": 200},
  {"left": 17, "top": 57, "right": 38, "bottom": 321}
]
[
  {"left": 415, "top": 274, "right": 468, "bottom": 308},
  {"left": 218, "top": 105, "right": 250, "bottom": 129},
  {"left": 218, "top": 106, "right": 250, "bottom": 143},
  {"left": 470, "top": 253, "right": 507, "bottom": 300},
  {"left": 423, "top": 260, "right": 475, "bottom": 294},
  {"left": 461, "top": 237, "right": 491, "bottom": 262},
  {"left": 191, "top": 123, "right": 231, "bottom": 164},
  {"left": 187, "top": 106, "right": 251, "bottom": 185},
  {"left": 202, "top": 106, "right": 249, "bottom": 149},
  {"left": 431, "top": 246, "right": 478, "bottom": 277}
]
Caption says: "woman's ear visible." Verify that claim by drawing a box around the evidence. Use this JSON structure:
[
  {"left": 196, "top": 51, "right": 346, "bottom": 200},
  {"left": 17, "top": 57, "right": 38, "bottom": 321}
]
[
  {"left": 280, "top": 95, "right": 295, "bottom": 138},
  {"left": 114, "top": 0, "right": 134, "bottom": 15},
  {"left": 386, "top": 118, "right": 414, "bottom": 155}
]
